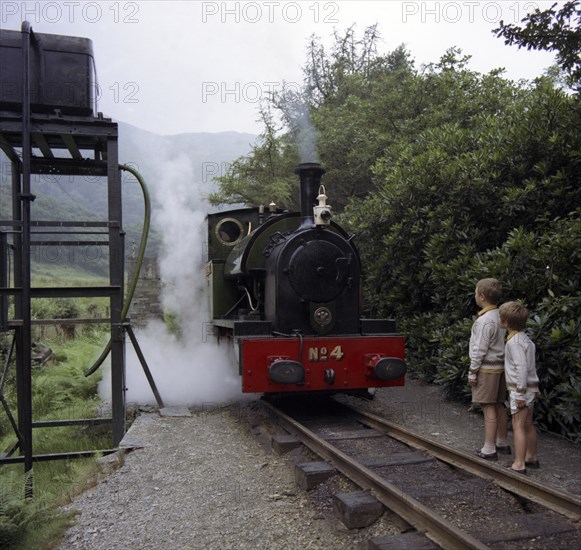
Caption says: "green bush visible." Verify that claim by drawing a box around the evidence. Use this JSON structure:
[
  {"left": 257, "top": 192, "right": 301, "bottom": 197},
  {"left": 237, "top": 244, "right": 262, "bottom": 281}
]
[
  {"left": 347, "top": 75, "right": 580, "bottom": 442},
  {"left": 32, "top": 298, "right": 80, "bottom": 321},
  {"left": 528, "top": 293, "right": 581, "bottom": 440}
]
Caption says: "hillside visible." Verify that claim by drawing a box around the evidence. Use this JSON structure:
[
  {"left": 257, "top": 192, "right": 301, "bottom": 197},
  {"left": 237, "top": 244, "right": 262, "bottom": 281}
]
[{"left": 0, "top": 122, "right": 257, "bottom": 274}]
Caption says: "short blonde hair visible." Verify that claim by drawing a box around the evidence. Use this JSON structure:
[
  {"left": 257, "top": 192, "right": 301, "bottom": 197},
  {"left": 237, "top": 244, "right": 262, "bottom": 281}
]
[
  {"left": 499, "top": 301, "right": 529, "bottom": 331},
  {"left": 476, "top": 278, "right": 502, "bottom": 304}
]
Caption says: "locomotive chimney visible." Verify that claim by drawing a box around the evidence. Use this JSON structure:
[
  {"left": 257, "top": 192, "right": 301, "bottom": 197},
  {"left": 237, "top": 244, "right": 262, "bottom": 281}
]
[{"left": 295, "top": 162, "right": 326, "bottom": 221}]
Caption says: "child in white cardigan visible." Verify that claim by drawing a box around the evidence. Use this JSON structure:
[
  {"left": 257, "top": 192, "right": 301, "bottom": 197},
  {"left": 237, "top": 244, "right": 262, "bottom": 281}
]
[{"left": 499, "top": 301, "right": 540, "bottom": 474}]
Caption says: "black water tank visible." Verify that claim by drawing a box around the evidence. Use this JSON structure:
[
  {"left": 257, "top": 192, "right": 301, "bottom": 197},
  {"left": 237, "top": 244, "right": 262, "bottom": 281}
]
[{"left": 0, "top": 29, "right": 95, "bottom": 116}]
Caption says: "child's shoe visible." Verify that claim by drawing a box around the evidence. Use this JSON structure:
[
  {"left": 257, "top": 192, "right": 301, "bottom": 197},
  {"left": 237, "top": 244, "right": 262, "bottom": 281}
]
[
  {"left": 496, "top": 445, "right": 512, "bottom": 455},
  {"left": 476, "top": 450, "right": 498, "bottom": 460}
]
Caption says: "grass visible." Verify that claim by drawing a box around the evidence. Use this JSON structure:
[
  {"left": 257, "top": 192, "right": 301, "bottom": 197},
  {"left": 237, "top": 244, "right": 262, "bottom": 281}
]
[
  {"left": 0, "top": 255, "right": 139, "bottom": 548},
  {"left": 0, "top": 322, "right": 118, "bottom": 549},
  {"left": 0, "top": 459, "right": 103, "bottom": 549},
  {"left": 1, "top": 190, "right": 143, "bottom": 546},
  {"left": 31, "top": 262, "right": 108, "bottom": 285}
]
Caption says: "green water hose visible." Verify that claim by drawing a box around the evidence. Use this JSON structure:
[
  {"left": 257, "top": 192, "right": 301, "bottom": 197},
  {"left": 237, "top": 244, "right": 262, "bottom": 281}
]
[{"left": 84, "top": 163, "right": 151, "bottom": 377}]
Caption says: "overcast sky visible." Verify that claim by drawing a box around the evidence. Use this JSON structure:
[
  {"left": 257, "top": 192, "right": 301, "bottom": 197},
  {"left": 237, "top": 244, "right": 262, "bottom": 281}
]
[{"left": 2, "top": 1, "right": 561, "bottom": 136}]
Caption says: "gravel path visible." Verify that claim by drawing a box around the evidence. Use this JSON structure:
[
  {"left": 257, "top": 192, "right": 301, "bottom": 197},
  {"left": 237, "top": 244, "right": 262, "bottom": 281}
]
[
  {"left": 58, "top": 378, "right": 581, "bottom": 549},
  {"left": 58, "top": 404, "right": 394, "bottom": 549}
]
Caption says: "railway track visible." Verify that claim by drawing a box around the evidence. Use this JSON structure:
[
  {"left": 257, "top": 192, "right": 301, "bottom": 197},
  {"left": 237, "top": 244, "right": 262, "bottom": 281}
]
[{"left": 260, "top": 398, "right": 581, "bottom": 549}]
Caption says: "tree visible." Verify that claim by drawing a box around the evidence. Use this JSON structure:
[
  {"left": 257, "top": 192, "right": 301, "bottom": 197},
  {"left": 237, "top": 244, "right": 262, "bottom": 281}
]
[
  {"left": 208, "top": 105, "right": 299, "bottom": 209},
  {"left": 303, "top": 24, "right": 383, "bottom": 107},
  {"left": 212, "top": 26, "right": 413, "bottom": 211},
  {"left": 297, "top": 34, "right": 418, "bottom": 210},
  {"left": 494, "top": 1, "right": 581, "bottom": 89}
]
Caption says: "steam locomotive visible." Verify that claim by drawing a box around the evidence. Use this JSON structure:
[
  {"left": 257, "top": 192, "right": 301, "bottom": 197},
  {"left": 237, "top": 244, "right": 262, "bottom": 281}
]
[{"left": 206, "top": 163, "right": 406, "bottom": 395}]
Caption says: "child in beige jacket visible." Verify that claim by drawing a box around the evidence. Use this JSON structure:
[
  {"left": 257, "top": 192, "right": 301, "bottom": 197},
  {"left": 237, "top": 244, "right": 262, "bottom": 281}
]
[{"left": 468, "top": 278, "right": 509, "bottom": 459}]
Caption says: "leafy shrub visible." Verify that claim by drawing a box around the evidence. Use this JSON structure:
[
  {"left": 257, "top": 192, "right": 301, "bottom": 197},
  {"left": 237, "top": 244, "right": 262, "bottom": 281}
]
[
  {"left": 32, "top": 298, "right": 80, "bottom": 321},
  {"left": 347, "top": 73, "right": 581, "bottom": 441},
  {"left": 528, "top": 293, "right": 581, "bottom": 441}
]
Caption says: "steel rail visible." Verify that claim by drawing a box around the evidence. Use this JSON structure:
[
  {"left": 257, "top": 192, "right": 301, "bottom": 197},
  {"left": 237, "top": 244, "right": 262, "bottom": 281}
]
[
  {"left": 343, "top": 403, "right": 581, "bottom": 521},
  {"left": 261, "top": 400, "right": 489, "bottom": 550}
]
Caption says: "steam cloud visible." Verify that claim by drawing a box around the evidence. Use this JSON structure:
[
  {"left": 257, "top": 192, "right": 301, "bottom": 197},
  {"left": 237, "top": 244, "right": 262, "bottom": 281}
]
[
  {"left": 99, "top": 147, "right": 245, "bottom": 407},
  {"left": 100, "top": 104, "right": 318, "bottom": 407}
]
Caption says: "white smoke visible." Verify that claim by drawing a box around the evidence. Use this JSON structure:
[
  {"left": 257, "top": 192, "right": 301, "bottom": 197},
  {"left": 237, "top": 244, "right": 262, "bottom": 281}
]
[
  {"left": 99, "top": 149, "right": 246, "bottom": 407},
  {"left": 280, "top": 92, "right": 318, "bottom": 163},
  {"left": 295, "top": 103, "right": 318, "bottom": 164}
]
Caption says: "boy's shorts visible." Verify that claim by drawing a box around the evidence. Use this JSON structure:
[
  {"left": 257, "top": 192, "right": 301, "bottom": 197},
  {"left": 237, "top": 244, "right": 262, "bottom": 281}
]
[
  {"left": 471, "top": 372, "right": 506, "bottom": 404},
  {"left": 509, "top": 389, "right": 538, "bottom": 414}
]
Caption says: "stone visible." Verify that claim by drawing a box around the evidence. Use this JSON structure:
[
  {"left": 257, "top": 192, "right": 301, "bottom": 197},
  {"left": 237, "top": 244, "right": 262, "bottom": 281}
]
[
  {"left": 96, "top": 451, "right": 124, "bottom": 475},
  {"left": 159, "top": 406, "right": 192, "bottom": 417}
]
